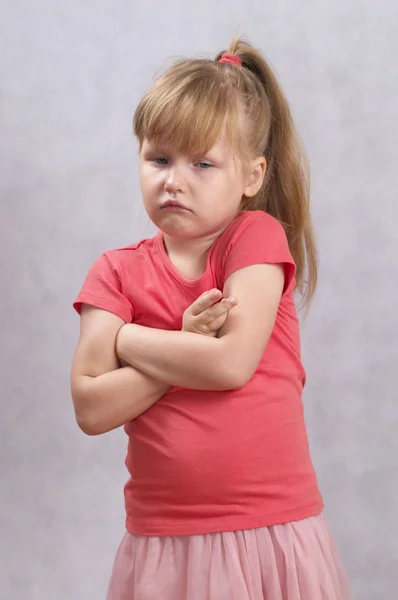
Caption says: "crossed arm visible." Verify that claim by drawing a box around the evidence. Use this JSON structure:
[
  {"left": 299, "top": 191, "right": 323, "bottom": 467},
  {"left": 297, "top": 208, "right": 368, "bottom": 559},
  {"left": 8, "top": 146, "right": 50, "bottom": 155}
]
[{"left": 71, "top": 263, "right": 284, "bottom": 435}]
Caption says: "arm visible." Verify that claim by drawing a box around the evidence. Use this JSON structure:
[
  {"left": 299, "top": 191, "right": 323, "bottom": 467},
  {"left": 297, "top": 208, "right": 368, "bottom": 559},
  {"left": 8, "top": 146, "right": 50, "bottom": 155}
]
[
  {"left": 116, "top": 263, "right": 284, "bottom": 391},
  {"left": 70, "top": 290, "right": 235, "bottom": 435},
  {"left": 71, "top": 305, "right": 171, "bottom": 436}
]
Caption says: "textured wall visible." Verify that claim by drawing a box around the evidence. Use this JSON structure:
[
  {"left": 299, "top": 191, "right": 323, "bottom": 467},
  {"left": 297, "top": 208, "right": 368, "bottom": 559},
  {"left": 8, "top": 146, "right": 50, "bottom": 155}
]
[{"left": 1, "top": 1, "right": 397, "bottom": 598}]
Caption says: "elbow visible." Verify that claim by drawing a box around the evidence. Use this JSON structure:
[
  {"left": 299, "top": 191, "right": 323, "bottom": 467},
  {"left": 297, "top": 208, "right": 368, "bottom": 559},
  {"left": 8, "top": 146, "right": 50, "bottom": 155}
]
[
  {"left": 72, "top": 384, "right": 105, "bottom": 436},
  {"left": 75, "top": 405, "right": 114, "bottom": 436},
  {"left": 74, "top": 396, "right": 110, "bottom": 436},
  {"left": 73, "top": 400, "right": 102, "bottom": 436},
  {"left": 218, "top": 362, "right": 254, "bottom": 391},
  {"left": 228, "top": 373, "right": 253, "bottom": 390},
  {"left": 76, "top": 412, "right": 103, "bottom": 436},
  {"left": 214, "top": 338, "right": 257, "bottom": 390}
]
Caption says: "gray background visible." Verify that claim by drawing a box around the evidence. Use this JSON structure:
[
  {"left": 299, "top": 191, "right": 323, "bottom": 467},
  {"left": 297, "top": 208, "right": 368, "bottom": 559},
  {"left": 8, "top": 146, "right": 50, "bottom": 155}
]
[{"left": 1, "top": 1, "right": 397, "bottom": 599}]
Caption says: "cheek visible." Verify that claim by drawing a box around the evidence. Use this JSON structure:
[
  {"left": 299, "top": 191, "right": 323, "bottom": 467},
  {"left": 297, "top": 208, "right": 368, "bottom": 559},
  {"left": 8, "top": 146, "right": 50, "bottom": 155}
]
[
  {"left": 141, "top": 167, "right": 160, "bottom": 193},
  {"left": 218, "top": 174, "right": 245, "bottom": 200}
]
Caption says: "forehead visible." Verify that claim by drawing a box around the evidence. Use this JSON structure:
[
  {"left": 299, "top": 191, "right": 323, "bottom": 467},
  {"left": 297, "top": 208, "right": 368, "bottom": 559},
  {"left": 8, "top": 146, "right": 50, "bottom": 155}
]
[{"left": 142, "top": 127, "right": 235, "bottom": 157}]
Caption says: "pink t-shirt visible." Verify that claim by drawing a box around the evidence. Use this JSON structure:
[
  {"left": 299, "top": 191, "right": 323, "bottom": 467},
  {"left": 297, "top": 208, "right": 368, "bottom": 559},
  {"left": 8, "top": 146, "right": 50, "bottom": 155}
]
[{"left": 74, "top": 210, "right": 323, "bottom": 536}]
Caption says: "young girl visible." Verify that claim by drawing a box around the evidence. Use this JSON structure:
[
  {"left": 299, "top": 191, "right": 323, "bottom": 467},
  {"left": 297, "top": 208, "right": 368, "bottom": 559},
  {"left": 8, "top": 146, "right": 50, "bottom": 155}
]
[{"left": 71, "top": 38, "right": 350, "bottom": 599}]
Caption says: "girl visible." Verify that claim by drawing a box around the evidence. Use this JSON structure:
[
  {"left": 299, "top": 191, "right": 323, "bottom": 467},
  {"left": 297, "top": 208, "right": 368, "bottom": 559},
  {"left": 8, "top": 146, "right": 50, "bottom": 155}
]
[{"left": 71, "top": 38, "right": 350, "bottom": 599}]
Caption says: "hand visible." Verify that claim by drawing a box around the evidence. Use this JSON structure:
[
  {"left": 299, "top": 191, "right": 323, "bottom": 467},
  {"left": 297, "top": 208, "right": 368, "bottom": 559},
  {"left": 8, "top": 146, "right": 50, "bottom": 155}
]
[{"left": 182, "top": 289, "right": 238, "bottom": 337}]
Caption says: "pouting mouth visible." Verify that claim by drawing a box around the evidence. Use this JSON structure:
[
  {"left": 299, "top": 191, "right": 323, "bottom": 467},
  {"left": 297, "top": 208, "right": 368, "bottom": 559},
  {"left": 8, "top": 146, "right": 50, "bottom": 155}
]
[{"left": 161, "top": 200, "right": 192, "bottom": 211}]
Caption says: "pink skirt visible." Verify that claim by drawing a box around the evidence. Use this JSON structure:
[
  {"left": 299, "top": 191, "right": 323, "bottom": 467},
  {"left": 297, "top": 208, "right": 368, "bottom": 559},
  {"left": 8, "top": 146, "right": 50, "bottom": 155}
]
[{"left": 106, "top": 513, "right": 350, "bottom": 600}]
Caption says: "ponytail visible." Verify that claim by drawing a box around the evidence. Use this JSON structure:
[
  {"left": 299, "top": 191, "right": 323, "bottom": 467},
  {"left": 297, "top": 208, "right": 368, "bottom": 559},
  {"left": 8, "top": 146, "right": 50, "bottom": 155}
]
[{"left": 217, "top": 39, "right": 318, "bottom": 309}]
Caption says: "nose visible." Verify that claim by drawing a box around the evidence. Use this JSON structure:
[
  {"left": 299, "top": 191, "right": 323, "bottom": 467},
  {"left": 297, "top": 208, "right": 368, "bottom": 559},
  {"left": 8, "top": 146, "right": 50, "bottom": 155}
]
[{"left": 164, "top": 166, "right": 183, "bottom": 195}]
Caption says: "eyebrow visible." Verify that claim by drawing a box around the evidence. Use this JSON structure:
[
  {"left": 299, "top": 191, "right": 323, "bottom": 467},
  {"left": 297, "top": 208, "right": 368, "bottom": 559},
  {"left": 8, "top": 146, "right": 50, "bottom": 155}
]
[{"left": 142, "top": 139, "right": 226, "bottom": 162}]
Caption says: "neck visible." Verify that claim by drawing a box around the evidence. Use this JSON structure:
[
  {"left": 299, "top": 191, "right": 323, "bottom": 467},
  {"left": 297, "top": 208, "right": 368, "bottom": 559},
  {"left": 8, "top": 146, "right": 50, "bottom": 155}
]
[{"left": 162, "top": 231, "right": 221, "bottom": 261}]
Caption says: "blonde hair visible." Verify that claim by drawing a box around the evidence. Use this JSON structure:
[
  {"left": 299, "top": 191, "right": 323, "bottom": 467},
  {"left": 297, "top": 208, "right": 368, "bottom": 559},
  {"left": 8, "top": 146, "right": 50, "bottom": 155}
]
[{"left": 134, "top": 38, "right": 317, "bottom": 309}]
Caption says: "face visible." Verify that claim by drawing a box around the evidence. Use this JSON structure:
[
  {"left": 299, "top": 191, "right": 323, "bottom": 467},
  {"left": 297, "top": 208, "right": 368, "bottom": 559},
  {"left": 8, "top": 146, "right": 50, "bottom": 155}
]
[{"left": 139, "top": 130, "right": 266, "bottom": 240}]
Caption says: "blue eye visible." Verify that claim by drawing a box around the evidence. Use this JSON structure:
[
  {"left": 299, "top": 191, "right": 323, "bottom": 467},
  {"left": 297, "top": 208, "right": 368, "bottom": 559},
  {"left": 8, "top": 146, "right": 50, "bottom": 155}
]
[
  {"left": 152, "top": 157, "right": 168, "bottom": 165},
  {"left": 197, "top": 162, "right": 213, "bottom": 169}
]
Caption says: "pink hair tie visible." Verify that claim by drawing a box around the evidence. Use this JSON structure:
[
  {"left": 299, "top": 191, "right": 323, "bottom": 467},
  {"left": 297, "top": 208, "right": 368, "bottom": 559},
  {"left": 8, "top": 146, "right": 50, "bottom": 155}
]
[{"left": 218, "top": 53, "right": 242, "bottom": 67}]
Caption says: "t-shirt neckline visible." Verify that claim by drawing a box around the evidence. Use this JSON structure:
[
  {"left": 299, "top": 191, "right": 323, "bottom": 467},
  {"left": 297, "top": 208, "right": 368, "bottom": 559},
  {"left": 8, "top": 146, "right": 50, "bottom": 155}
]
[
  {"left": 155, "top": 211, "right": 250, "bottom": 287},
  {"left": 155, "top": 231, "right": 215, "bottom": 287}
]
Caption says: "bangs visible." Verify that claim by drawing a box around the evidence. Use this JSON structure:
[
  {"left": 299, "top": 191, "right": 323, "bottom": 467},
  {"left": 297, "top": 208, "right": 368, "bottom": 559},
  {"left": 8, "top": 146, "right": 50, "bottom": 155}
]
[{"left": 133, "top": 60, "right": 242, "bottom": 157}]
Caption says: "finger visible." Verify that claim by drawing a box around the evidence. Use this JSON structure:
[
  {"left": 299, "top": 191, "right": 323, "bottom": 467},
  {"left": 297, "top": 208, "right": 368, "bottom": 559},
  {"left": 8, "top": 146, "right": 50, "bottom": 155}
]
[
  {"left": 193, "top": 298, "right": 237, "bottom": 328},
  {"left": 204, "top": 299, "right": 237, "bottom": 331},
  {"left": 201, "top": 297, "right": 237, "bottom": 323},
  {"left": 204, "top": 312, "right": 229, "bottom": 332},
  {"left": 190, "top": 289, "right": 223, "bottom": 317}
]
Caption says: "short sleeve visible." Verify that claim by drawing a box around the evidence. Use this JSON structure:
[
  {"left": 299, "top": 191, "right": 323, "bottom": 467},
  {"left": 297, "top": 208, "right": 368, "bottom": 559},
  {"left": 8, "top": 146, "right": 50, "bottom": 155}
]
[
  {"left": 223, "top": 214, "right": 296, "bottom": 295},
  {"left": 73, "top": 252, "right": 134, "bottom": 323}
]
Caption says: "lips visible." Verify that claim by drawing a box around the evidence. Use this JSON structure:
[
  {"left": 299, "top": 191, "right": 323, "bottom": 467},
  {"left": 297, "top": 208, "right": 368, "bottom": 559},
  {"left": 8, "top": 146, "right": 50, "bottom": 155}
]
[{"left": 161, "top": 200, "right": 191, "bottom": 211}]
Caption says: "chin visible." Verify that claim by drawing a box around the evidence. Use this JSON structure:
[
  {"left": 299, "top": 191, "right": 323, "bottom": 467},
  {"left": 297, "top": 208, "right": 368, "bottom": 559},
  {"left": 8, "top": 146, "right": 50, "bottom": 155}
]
[{"left": 148, "top": 213, "right": 196, "bottom": 238}]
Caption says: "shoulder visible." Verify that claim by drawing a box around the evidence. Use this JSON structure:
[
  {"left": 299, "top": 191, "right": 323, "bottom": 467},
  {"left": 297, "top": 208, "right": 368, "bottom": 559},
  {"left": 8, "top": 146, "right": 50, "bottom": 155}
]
[
  {"left": 239, "top": 209, "right": 281, "bottom": 226},
  {"left": 212, "top": 210, "right": 295, "bottom": 294},
  {"left": 213, "top": 210, "right": 287, "bottom": 258},
  {"left": 232, "top": 209, "right": 283, "bottom": 234},
  {"left": 73, "top": 234, "right": 157, "bottom": 304},
  {"left": 99, "top": 235, "right": 158, "bottom": 271},
  {"left": 234, "top": 210, "right": 288, "bottom": 247},
  {"left": 218, "top": 209, "right": 293, "bottom": 262}
]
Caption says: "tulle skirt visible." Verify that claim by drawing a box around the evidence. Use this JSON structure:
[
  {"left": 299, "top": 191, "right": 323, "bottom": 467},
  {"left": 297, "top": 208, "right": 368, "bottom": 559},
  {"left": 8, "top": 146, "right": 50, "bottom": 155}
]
[{"left": 106, "top": 513, "right": 350, "bottom": 600}]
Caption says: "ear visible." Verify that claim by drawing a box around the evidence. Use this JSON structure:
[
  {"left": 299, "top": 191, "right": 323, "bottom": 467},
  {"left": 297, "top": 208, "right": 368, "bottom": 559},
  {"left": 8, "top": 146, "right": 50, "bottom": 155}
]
[{"left": 243, "top": 156, "right": 267, "bottom": 198}]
